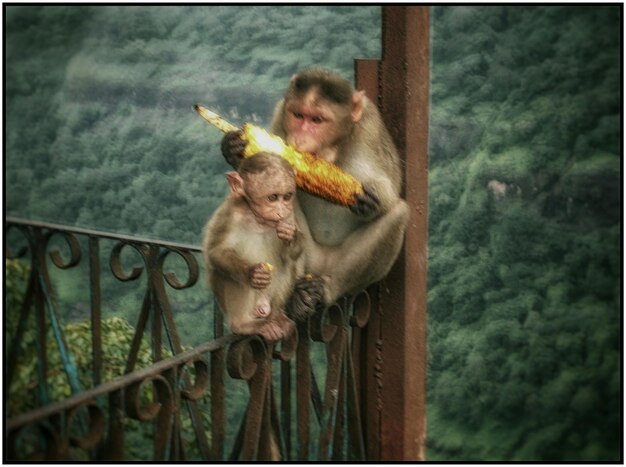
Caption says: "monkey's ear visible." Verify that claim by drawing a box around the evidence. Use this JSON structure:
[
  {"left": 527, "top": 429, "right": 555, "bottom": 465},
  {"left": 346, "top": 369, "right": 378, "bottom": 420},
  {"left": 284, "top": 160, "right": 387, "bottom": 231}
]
[
  {"left": 290, "top": 73, "right": 298, "bottom": 84},
  {"left": 226, "top": 171, "right": 245, "bottom": 198},
  {"left": 352, "top": 90, "right": 366, "bottom": 123}
]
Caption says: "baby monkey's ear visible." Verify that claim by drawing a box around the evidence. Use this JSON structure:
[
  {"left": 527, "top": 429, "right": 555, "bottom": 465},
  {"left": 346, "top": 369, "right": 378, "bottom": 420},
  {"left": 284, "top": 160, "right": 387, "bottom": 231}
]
[{"left": 226, "top": 171, "right": 246, "bottom": 198}]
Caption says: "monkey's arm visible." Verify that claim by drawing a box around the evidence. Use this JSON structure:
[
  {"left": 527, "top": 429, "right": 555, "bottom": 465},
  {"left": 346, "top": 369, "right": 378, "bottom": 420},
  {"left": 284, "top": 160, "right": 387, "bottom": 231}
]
[
  {"left": 208, "top": 246, "right": 250, "bottom": 284},
  {"left": 208, "top": 247, "right": 271, "bottom": 289},
  {"left": 287, "top": 230, "right": 305, "bottom": 260},
  {"left": 344, "top": 143, "right": 402, "bottom": 220}
]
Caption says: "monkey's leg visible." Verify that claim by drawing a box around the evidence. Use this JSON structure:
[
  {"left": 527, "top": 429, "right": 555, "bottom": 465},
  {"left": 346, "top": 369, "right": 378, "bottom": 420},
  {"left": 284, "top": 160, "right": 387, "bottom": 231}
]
[
  {"left": 222, "top": 281, "right": 269, "bottom": 333},
  {"left": 318, "top": 200, "right": 409, "bottom": 305},
  {"left": 274, "top": 312, "right": 296, "bottom": 339},
  {"left": 220, "top": 282, "right": 286, "bottom": 342}
]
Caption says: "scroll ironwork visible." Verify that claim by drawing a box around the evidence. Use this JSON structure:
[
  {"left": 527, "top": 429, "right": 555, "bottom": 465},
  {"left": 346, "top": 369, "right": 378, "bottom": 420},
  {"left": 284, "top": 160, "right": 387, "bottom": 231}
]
[{"left": 5, "top": 217, "right": 371, "bottom": 461}]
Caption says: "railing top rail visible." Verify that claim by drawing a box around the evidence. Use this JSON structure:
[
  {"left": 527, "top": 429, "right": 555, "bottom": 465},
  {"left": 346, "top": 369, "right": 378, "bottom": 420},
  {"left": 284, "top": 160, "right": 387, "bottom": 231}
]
[
  {"left": 6, "top": 334, "right": 241, "bottom": 431},
  {"left": 5, "top": 216, "right": 202, "bottom": 252}
]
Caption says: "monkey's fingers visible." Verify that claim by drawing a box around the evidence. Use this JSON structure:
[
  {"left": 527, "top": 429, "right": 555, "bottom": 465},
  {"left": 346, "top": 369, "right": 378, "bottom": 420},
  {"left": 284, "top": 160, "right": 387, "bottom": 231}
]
[
  {"left": 349, "top": 184, "right": 381, "bottom": 218},
  {"left": 259, "top": 321, "right": 283, "bottom": 342},
  {"left": 249, "top": 264, "right": 272, "bottom": 288},
  {"left": 289, "top": 276, "right": 325, "bottom": 321},
  {"left": 220, "top": 130, "right": 246, "bottom": 168},
  {"left": 251, "top": 276, "right": 271, "bottom": 289},
  {"left": 296, "top": 276, "right": 325, "bottom": 296},
  {"left": 276, "top": 221, "right": 296, "bottom": 241}
]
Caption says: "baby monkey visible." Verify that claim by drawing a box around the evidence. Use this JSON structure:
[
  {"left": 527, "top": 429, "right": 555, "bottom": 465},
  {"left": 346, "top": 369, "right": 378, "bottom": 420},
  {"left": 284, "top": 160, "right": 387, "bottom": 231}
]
[{"left": 202, "top": 151, "right": 305, "bottom": 342}]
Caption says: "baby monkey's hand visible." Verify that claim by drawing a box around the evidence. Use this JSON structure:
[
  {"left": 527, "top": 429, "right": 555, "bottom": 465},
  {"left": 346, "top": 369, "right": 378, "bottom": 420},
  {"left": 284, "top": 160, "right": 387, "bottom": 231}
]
[
  {"left": 248, "top": 263, "right": 272, "bottom": 289},
  {"left": 276, "top": 220, "right": 296, "bottom": 241}
]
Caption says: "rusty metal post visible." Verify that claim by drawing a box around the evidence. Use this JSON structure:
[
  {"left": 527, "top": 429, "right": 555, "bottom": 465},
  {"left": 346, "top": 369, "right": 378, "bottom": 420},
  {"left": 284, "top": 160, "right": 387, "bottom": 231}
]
[
  {"left": 89, "top": 236, "right": 103, "bottom": 388},
  {"left": 355, "top": 5, "right": 429, "bottom": 461}
]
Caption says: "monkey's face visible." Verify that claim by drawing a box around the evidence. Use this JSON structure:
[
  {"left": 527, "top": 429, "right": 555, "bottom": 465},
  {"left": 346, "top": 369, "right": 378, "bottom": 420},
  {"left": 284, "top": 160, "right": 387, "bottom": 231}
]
[
  {"left": 283, "top": 91, "right": 350, "bottom": 156},
  {"left": 243, "top": 170, "right": 296, "bottom": 224}
]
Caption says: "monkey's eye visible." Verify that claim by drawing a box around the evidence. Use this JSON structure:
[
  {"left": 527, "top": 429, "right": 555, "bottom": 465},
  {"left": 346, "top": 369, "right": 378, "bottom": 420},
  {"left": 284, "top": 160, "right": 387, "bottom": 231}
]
[
  {"left": 311, "top": 115, "right": 324, "bottom": 124},
  {"left": 292, "top": 112, "right": 304, "bottom": 120},
  {"left": 284, "top": 192, "right": 294, "bottom": 201},
  {"left": 267, "top": 194, "right": 279, "bottom": 202}
]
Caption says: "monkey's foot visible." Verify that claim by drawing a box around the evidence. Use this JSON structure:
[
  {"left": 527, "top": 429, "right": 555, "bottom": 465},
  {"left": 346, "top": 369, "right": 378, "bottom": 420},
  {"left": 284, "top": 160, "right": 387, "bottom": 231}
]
[
  {"left": 288, "top": 275, "right": 325, "bottom": 322},
  {"left": 257, "top": 320, "right": 285, "bottom": 342},
  {"left": 279, "top": 315, "right": 296, "bottom": 339}
]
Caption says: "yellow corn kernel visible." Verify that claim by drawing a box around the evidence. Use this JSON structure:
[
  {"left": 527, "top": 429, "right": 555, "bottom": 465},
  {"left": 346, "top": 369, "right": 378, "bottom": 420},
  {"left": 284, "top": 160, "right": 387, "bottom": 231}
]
[
  {"left": 242, "top": 124, "right": 363, "bottom": 206},
  {"left": 195, "top": 104, "right": 363, "bottom": 206},
  {"left": 262, "top": 262, "right": 275, "bottom": 272}
]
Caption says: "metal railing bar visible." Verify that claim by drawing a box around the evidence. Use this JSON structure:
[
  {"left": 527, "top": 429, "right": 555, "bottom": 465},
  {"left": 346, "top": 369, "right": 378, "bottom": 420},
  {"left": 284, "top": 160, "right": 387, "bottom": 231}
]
[
  {"left": 7, "top": 334, "right": 241, "bottom": 431},
  {"left": 5, "top": 217, "right": 373, "bottom": 460},
  {"left": 5, "top": 217, "right": 201, "bottom": 252}
]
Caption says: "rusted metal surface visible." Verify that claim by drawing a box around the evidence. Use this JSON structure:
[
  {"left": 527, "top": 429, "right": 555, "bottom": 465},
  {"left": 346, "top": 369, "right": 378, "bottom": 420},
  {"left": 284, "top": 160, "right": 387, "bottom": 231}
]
[
  {"left": 5, "top": 217, "right": 374, "bottom": 461},
  {"left": 88, "top": 237, "right": 103, "bottom": 388},
  {"left": 354, "top": 61, "right": 384, "bottom": 461},
  {"left": 210, "top": 303, "right": 226, "bottom": 459},
  {"left": 6, "top": 335, "right": 237, "bottom": 460},
  {"left": 5, "top": 217, "right": 230, "bottom": 460},
  {"left": 355, "top": 5, "right": 430, "bottom": 461}
]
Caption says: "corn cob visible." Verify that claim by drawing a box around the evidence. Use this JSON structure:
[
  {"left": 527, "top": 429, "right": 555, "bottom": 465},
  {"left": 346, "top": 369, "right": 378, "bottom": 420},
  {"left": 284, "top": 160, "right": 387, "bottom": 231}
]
[
  {"left": 194, "top": 105, "right": 239, "bottom": 133},
  {"left": 194, "top": 104, "right": 363, "bottom": 206}
]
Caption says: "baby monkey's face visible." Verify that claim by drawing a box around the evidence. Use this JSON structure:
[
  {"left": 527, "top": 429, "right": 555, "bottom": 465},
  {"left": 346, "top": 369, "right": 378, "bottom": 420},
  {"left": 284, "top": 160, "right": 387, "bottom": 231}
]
[{"left": 244, "top": 168, "right": 296, "bottom": 224}]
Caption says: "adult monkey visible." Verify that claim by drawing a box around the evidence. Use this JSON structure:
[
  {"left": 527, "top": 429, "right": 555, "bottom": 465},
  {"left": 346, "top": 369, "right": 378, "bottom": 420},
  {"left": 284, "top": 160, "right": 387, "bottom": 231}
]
[{"left": 222, "top": 68, "right": 408, "bottom": 318}]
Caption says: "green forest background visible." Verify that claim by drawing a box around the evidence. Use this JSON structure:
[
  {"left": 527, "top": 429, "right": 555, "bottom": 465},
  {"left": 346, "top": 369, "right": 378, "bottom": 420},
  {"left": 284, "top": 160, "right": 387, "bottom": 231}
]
[{"left": 4, "top": 5, "right": 621, "bottom": 461}]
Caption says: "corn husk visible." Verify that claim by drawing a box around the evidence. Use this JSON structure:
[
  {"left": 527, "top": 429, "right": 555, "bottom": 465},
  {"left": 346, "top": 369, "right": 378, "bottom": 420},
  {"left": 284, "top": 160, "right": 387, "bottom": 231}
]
[{"left": 195, "top": 104, "right": 363, "bottom": 206}]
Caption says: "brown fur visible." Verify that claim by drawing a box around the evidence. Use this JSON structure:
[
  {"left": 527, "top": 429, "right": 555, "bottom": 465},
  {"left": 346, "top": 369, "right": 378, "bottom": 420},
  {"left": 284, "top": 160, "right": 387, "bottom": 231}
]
[
  {"left": 271, "top": 68, "right": 409, "bottom": 307},
  {"left": 202, "top": 152, "right": 304, "bottom": 341}
]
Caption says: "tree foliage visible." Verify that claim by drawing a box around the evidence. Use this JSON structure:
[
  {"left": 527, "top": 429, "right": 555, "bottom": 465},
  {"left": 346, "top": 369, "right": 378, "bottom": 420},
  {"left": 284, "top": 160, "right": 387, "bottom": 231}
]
[
  {"left": 5, "top": 5, "right": 381, "bottom": 244},
  {"left": 4, "top": 5, "right": 621, "bottom": 461},
  {"left": 5, "top": 258, "right": 201, "bottom": 460},
  {"left": 427, "top": 6, "right": 620, "bottom": 461},
  {"left": 5, "top": 258, "right": 156, "bottom": 417}
]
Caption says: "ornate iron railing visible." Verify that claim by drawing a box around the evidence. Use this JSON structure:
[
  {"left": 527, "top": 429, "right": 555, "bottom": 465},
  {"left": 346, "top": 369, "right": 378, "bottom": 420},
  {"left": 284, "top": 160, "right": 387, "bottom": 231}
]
[{"left": 4, "top": 217, "right": 373, "bottom": 461}]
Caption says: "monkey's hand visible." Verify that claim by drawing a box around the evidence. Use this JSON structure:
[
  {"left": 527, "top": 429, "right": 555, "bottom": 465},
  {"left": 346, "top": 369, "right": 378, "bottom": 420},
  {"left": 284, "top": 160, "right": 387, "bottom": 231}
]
[
  {"left": 276, "top": 220, "right": 296, "bottom": 241},
  {"left": 349, "top": 184, "right": 381, "bottom": 218},
  {"left": 248, "top": 263, "right": 272, "bottom": 289},
  {"left": 220, "top": 130, "right": 247, "bottom": 168},
  {"left": 288, "top": 275, "right": 325, "bottom": 322},
  {"left": 257, "top": 320, "right": 284, "bottom": 342}
]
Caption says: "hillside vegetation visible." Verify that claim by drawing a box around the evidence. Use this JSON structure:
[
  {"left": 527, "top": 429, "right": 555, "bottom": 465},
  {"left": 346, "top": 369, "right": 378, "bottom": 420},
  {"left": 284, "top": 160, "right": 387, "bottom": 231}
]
[
  {"left": 427, "top": 6, "right": 620, "bottom": 460},
  {"left": 5, "top": 5, "right": 621, "bottom": 461}
]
